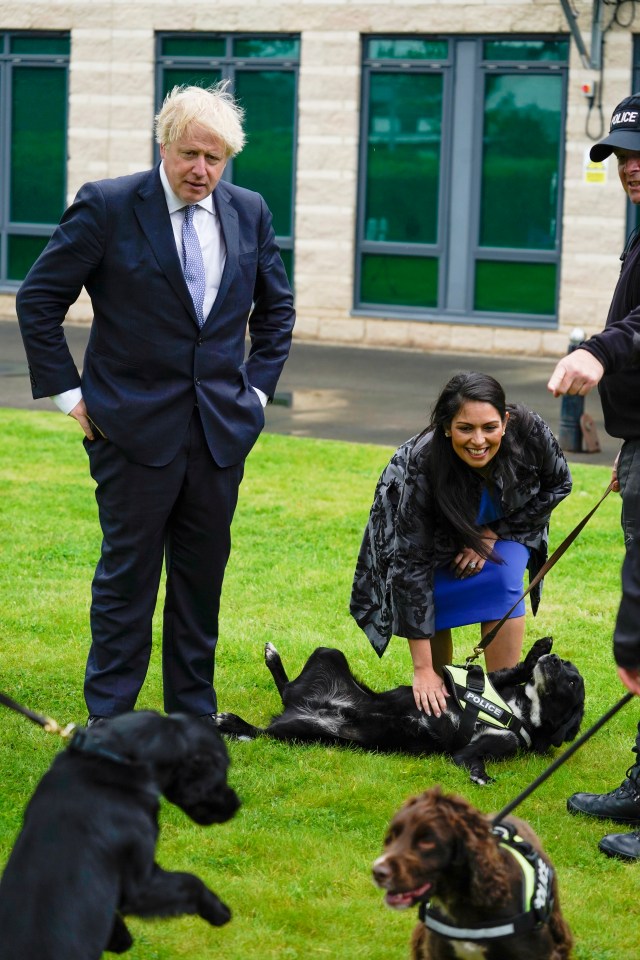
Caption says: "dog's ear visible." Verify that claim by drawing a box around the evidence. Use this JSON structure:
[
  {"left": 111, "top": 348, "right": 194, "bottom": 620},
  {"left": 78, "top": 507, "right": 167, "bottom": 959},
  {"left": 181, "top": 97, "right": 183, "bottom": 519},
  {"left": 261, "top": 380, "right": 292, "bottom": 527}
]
[
  {"left": 548, "top": 666, "right": 585, "bottom": 746},
  {"left": 162, "top": 717, "right": 240, "bottom": 825},
  {"left": 464, "top": 824, "right": 512, "bottom": 906},
  {"left": 438, "top": 795, "right": 511, "bottom": 907},
  {"left": 549, "top": 727, "right": 568, "bottom": 748},
  {"left": 548, "top": 700, "right": 585, "bottom": 746}
]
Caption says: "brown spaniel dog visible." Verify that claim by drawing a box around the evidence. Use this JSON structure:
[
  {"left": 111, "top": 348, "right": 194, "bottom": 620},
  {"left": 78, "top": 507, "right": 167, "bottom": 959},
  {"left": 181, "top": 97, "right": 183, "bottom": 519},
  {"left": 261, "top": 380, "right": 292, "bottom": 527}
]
[{"left": 373, "top": 787, "right": 572, "bottom": 960}]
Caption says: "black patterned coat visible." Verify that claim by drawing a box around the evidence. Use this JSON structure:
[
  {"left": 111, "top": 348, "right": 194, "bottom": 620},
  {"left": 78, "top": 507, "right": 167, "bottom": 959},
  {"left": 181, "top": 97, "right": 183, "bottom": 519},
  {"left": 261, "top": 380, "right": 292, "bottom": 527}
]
[{"left": 350, "top": 412, "right": 572, "bottom": 656}]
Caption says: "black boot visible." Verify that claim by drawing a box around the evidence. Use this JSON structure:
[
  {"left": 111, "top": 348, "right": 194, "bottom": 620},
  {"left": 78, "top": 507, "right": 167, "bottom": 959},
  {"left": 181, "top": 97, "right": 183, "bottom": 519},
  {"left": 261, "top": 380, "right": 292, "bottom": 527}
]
[
  {"left": 599, "top": 831, "right": 640, "bottom": 861},
  {"left": 567, "top": 766, "right": 640, "bottom": 824}
]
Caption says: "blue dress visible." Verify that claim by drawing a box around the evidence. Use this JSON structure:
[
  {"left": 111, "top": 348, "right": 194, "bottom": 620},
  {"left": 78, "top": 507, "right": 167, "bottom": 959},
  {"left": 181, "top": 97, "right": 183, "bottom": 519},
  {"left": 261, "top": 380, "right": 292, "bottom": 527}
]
[{"left": 433, "top": 486, "right": 529, "bottom": 631}]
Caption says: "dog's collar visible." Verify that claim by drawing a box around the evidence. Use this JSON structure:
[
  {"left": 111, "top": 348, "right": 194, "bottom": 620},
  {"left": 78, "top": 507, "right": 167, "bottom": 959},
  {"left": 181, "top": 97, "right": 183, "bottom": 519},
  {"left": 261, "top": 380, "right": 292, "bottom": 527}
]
[
  {"left": 69, "top": 727, "right": 142, "bottom": 767},
  {"left": 442, "top": 664, "right": 532, "bottom": 750},
  {"left": 418, "top": 822, "right": 554, "bottom": 941},
  {"left": 68, "top": 728, "right": 161, "bottom": 802}
]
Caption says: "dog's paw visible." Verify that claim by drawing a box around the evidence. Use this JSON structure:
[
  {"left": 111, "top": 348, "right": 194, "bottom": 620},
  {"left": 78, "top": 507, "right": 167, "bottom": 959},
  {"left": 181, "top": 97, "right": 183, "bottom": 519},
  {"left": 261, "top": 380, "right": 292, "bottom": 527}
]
[
  {"left": 469, "top": 771, "right": 496, "bottom": 786},
  {"left": 452, "top": 752, "right": 494, "bottom": 786},
  {"left": 106, "top": 913, "right": 134, "bottom": 953},
  {"left": 214, "top": 712, "right": 256, "bottom": 741},
  {"left": 526, "top": 636, "right": 553, "bottom": 662},
  {"left": 264, "top": 641, "right": 279, "bottom": 662},
  {"left": 200, "top": 892, "right": 232, "bottom": 927},
  {"left": 214, "top": 712, "right": 234, "bottom": 724}
]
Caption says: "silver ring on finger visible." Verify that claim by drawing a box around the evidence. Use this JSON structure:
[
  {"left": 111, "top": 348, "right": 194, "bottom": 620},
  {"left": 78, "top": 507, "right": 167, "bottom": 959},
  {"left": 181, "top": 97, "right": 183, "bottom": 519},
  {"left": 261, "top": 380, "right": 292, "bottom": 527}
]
[{"left": 468, "top": 561, "right": 477, "bottom": 570}]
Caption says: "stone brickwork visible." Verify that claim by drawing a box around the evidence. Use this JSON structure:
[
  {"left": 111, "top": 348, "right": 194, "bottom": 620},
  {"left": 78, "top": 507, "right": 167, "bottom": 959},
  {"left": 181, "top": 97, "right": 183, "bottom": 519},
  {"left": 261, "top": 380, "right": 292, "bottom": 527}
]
[{"left": 0, "top": 0, "right": 634, "bottom": 356}]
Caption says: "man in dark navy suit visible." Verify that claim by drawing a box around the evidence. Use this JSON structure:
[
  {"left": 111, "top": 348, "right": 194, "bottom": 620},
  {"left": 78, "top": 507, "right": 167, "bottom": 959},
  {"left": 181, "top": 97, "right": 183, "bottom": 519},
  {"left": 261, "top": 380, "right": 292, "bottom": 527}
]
[{"left": 17, "top": 83, "right": 295, "bottom": 724}]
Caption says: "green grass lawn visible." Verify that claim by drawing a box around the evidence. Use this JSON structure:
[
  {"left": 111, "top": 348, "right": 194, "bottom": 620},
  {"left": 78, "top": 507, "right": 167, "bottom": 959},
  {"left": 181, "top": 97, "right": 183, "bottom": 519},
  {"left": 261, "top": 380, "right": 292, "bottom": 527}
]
[{"left": 0, "top": 407, "right": 636, "bottom": 959}]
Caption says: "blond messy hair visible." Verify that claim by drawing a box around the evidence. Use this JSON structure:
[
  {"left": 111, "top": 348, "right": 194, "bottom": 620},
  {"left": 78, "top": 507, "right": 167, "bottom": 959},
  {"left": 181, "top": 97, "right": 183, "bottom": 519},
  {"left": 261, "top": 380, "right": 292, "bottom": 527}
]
[{"left": 154, "top": 81, "right": 246, "bottom": 158}]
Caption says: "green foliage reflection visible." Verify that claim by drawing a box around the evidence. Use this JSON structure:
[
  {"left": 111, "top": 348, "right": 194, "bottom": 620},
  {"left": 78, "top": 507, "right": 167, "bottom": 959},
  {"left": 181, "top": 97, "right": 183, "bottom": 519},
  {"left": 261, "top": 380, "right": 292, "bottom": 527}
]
[
  {"left": 480, "top": 75, "right": 562, "bottom": 250},
  {"left": 365, "top": 72, "right": 442, "bottom": 245}
]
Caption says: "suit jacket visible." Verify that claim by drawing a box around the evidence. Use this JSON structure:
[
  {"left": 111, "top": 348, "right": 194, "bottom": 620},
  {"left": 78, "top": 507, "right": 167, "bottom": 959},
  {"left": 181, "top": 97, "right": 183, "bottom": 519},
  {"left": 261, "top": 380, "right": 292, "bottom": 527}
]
[{"left": 16, "top": 166, "right": 295, "bottom": 467}]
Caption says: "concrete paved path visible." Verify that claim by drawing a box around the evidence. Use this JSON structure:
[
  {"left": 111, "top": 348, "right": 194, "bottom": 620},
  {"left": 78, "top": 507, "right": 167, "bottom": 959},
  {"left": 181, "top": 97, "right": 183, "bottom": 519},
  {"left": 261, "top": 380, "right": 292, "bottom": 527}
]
[{"left": 0, "top": 320, "right": 617, "bottom": 467}]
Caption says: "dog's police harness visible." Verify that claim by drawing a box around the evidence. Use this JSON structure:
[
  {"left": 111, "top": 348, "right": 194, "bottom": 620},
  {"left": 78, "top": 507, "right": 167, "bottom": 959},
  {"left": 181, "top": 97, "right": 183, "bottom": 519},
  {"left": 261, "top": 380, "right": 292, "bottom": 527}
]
[
  {"left": 418, "top": 822, "right": 555, "bottom": 940},
  {"left": 442, "top": 663, "right": 531, "bottom": 750}
]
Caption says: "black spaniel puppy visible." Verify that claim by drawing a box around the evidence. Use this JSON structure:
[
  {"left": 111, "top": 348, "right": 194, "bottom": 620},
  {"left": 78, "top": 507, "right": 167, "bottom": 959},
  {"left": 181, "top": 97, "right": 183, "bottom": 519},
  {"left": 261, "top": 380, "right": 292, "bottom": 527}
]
[{"left": 0, "top": 711, "right": 239, "bottom": 960}]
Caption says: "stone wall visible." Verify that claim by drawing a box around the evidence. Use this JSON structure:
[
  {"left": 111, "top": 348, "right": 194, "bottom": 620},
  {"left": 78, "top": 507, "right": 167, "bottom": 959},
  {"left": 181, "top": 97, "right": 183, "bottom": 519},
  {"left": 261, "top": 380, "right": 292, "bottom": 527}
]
[{"left": 1, "top": 0, "right": 633, "bottom": 356}]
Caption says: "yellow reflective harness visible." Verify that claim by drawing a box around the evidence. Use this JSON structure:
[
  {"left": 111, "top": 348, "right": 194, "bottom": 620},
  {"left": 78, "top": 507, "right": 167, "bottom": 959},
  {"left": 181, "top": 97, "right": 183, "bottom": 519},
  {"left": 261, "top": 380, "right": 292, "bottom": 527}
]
[
  {"left": 441, "top": 663, "right": 531, "bottom": 750},
  {"left": 419, "top": 822, "right": 555, "bottom": 940}
]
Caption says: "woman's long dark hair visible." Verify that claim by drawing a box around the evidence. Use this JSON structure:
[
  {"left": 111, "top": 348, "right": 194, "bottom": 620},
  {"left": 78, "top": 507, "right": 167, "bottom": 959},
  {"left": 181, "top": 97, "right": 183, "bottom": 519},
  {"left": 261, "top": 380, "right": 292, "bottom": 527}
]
[{"left": 422, "top": 371, "right": 534, "bottom": 557}]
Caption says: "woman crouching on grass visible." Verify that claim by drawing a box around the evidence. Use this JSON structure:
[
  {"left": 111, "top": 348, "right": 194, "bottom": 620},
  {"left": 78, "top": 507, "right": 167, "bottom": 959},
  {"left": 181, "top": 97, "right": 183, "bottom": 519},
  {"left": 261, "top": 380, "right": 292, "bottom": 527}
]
[{"left": 350, "top": 371, "right": 572, "bottom": 718}]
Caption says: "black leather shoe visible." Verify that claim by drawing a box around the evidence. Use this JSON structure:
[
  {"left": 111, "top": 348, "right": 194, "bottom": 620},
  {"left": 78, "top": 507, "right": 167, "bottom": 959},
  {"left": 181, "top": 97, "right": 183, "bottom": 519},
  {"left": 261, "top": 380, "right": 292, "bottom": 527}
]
[
  {"left": 599, "top": 831, "right": 640, "bottom": 861},
  {"left": 567, "top": 768, "right": 640, "bottom": 824},
  {"left": 86, "top": 715, "right": 109, "bottom": 728}
]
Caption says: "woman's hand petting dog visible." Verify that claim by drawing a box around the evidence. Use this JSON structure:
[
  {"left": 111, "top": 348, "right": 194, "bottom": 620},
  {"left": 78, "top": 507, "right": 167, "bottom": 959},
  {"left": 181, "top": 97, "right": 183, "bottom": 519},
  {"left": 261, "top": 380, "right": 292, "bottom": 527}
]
[
  {"left": 215, "top": 637, "right": 585, "bottom": 785},
  {"left": 373, "top": 786, "right": 573, "bottom": 960},
  {"left": 0, "top": 711, "right": 240, "bottom": 960}
]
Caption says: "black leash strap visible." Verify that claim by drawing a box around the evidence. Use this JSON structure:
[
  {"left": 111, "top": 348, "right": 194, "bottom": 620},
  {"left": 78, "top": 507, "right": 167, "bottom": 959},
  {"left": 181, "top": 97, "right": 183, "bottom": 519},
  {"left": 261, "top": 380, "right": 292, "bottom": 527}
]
[
  {"left": 491, "top": 691, "right": 634, "bottom": 826},
  {"left": 0, "top": 690, "right": 76, "bottom": 739},
  {"left": 467, "top": 480, "right": 615, "bottom": 664},
  {"left": 454, "top": 664, "right": 485, "bottom": 747}
]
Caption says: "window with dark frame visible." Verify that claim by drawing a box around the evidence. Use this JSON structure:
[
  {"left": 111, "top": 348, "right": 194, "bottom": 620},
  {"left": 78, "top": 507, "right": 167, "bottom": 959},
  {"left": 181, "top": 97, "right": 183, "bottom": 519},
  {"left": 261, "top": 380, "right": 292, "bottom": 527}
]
[
  {"left": 356, "top": 35, "right": 569, "bottom": 327},
  {"left": 0, "top": 32, "right": 69, "bottom": 287},
  {"left": 156, "top": 33, "right": 299, "bottom": 284}
]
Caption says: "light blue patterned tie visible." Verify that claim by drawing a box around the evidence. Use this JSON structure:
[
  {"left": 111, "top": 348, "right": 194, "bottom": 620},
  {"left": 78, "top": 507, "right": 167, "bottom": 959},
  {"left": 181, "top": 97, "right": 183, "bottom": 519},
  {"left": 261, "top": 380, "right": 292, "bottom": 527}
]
[{"left": 181, "top": 204, "right": 206, "bottom": 327}]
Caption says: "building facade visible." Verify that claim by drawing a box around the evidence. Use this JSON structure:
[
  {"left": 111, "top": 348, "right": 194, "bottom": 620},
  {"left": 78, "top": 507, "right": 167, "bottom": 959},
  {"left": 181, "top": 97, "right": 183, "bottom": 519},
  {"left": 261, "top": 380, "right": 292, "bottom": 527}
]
[{"left": 0, "top": 0, "right": 637, "bottom": 357}]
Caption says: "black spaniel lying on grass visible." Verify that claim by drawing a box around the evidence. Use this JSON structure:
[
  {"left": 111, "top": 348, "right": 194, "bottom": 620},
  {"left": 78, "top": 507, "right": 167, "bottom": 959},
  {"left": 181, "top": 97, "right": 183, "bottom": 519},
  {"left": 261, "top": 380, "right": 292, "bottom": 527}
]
[
  {"left": 216, "top": 636, "right": 585, "bottom": 785},
  {"left": 373, "top": 786, "right": 573, "bottom": 959},
  {"left": 0, "top": 711, "right": 239, "bottom": 960}
]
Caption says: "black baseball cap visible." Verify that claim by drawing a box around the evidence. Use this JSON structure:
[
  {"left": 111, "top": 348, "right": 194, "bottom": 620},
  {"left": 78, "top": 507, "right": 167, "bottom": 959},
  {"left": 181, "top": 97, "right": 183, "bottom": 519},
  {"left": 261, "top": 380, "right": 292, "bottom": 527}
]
[{"left": 590, "top": 94, "right": 640, "bottom": 162}]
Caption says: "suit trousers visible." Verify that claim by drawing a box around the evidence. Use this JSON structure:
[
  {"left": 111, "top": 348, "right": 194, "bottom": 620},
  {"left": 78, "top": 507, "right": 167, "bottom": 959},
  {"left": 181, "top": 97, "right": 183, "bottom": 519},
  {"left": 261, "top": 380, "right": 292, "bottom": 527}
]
[
  {"left": 83, "top": 407, "right": 244, "bottom": 717},
  {"left": 615, "top": 438, "right": 640, "bottom": 757}
]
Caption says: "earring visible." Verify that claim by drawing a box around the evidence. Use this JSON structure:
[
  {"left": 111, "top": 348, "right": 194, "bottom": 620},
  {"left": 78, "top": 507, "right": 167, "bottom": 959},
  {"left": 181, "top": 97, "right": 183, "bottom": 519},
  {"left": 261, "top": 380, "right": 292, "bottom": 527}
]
[{"left": 445, "top": 431, "right": 451, "bottom": 437}]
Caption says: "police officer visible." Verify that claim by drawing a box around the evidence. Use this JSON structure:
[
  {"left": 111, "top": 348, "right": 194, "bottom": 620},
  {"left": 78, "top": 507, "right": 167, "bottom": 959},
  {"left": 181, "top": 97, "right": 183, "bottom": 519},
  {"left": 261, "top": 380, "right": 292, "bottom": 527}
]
[{"left": 548, "top": 94, "right": 640, "bottom": 860}]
